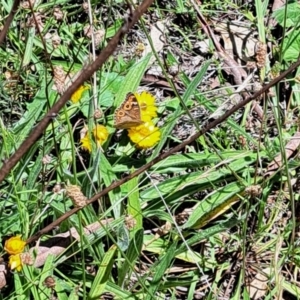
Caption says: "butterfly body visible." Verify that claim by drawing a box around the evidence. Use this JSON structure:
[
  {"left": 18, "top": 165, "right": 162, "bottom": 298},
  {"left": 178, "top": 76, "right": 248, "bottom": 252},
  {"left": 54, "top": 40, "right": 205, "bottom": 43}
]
[{"left": 114, "top": 93, "right": 144, "bottom": 129}]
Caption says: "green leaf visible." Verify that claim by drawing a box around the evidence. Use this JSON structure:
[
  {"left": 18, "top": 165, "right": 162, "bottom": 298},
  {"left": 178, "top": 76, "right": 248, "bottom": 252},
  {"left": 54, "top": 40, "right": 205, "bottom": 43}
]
[
  {"left": 13, "top": 272, "right": 27, "bottom": 300},
  {"left": 282, "top": 30, "right": 300, "bottom": 62},
  {"left": 12, "top": 83, "right": 48, "bottom": 148},
  {"left": 127, "top": 175, "right": 143, "bottom": 234},
  {"left": 151, "top": 60, "right": 211, "bottom": 159},
  {"left": 272, "top": 2, "right": 300, "bottom": 27},
  {"left": 116, "top": 224, "right": 130, "bottom": 251},
  {"left": 113, "top": 54, "right": 151, "bottom": 110},
  {"left": 141, "top": 153, "right": 258, "bottom": 204},
  {"left": 38, "top": 255, "right": 56, "bottom": 300},
  {"left": 145, "top": 242, "right": 178, "bottom": 300},
  {"left": 105, "top": 281, "right": 136, "bottom": 299},
  {"left": 22, "top": 27, "right": 35, "bottom": 67},
  {"left": 175, "top": 218, "right": 241, "bottom": 257},
  {"left": 88, "top": 245, "right": 117, "bottom": 300},
  {"left": 184, "top": 181, "right": 247, "bottom": 229},
  {"left": 98, "top": 151, "right": 123, "bottom": 218},
  {"left": 118, "top": 228, "right": 144, "bottom": 285}
]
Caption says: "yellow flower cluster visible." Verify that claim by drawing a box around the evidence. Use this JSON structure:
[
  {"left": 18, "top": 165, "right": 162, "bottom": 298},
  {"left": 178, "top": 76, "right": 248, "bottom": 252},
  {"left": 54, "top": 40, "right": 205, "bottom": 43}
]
[
  {"left": 4, "top": 236, "right": 26, "bottom": 271},
  {"left": 127, "top": 91, "right": 161, "bottom": 149},
  {"left": 81, "top": 124, "right": 109, "bottom": 152},
  {"left": 70, "top": 85, "right": 90, "bottom": 103},
  {"left": 79, "top": 91, "right": 160, "bottom": 152}
]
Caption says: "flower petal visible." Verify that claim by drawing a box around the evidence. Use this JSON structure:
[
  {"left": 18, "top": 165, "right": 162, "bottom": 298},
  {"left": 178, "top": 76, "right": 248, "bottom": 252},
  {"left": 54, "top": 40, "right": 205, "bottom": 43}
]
[
  {"left": 128, "top": 121, "right": 161, "bottom": 149},
  {"left": 4, "top": 236, "right": 26, "bottom": 255},
  {"left": 135, "top": 91, "right": 158, "bottom": 121},
  {"left": 71, "top": 85, "right": 89, "bottom": 103},
  {"left": 9, "top": 254, "right": 22, "bottom": 271},
  {"left": 93, "top": 125, "right": 109, "bottom": 146}
]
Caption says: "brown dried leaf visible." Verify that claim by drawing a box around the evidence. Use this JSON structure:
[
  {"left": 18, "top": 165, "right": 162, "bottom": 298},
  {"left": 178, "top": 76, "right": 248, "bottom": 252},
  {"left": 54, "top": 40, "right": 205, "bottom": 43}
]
[
  {"left": 247, "top": 268, "right": 270, "bottom": 299},
  {"left": 266, "top": 132, "right": 300, "bottom": 176},
  {"left": 30, "top": 219, "right": 112, "bottom": 267},
  {"left": 0, "top": 264, "right": 7, "bottom": 289}
]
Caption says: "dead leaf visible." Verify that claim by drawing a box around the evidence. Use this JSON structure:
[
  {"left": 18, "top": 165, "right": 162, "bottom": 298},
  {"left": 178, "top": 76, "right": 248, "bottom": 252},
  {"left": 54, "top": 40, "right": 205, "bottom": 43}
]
[
  {"left": 0, "top": 264, "right": 7, "bottom": 289},
  {"left": 30, "top": 219, "right": 112, "bottom": 267},
  {"left": 266, "top": 132, "right": 300, "bottom": 176},
  {"left": 214, "top": 22, "right": 257, "bottom": 61},
  {"left": 247, "top": 268, "right": 270, "bottom": 299},
  {"left": 143, "top": 21, "right": 166, "bottom": 65}
]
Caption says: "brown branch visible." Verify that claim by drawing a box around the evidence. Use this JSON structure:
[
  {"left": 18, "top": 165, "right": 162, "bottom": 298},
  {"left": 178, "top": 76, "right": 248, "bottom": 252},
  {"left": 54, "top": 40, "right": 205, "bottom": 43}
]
[
  {"left": 0, "top": 0, "right": 21, "bottom": 45},
  {"left": 0, "top": 0, "right": 155, "bottom": 183},
  {"left": 26, "top": 56, "right": 300, "bottom": 244}
]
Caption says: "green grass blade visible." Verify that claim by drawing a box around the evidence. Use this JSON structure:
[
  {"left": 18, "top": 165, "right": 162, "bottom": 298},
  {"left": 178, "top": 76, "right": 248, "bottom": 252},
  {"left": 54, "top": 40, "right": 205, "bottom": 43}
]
[
  {"left": 184, "top": 181, "right": 249, "bottom": 229},
  {"left": 145, "top": 242, "right": 178, "bottom": 300},
  {"left": 118, "top": 228, "right": 144, "bottom": 285},
  {"left": 151, "top": 60, "right": 211, "bottom": 159},
  {"left": 175, "top": 218, "right": 240, "bottom": 257},
  {"left": 38, "top": 254, "right": 56, "bottom": 300},
  {"left": 127, "top": 176, "right": 143, "bottom": 233},
  {"left": 113, "top": 54, "right": 151, "bottom": 109},
  {"left": 22, "top": 27, "right": 35, "bottom": 67},
  {"left": 13, "top": 272, "right": 27, "bottom": 300},
  {"left": 88, "top": 245, "right": 117, "bottom": 300},
  {"left": 98, "top": 151, "right": 122, "bottom": 218},
  {"left": 141, "top": 153, "right": 258, "bottom": 204}
]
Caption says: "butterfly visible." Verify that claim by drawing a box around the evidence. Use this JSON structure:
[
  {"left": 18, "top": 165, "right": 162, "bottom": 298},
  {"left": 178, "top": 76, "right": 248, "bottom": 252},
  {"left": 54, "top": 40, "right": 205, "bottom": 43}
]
[{"left": 114, "top": 93, "right": 144, "bottom": 129}]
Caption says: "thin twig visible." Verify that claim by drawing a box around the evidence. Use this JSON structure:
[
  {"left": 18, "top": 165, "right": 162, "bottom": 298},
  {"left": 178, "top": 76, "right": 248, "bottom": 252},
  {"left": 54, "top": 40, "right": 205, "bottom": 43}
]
[{"left": 0, "top": 0, "right": 21, "bottom": 44}]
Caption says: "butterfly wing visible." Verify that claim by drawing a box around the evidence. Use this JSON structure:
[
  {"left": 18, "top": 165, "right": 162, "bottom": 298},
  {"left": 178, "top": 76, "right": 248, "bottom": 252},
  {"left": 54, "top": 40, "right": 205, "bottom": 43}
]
[{"left": 114, "top": 93, "right": 144, "bottom": 129}]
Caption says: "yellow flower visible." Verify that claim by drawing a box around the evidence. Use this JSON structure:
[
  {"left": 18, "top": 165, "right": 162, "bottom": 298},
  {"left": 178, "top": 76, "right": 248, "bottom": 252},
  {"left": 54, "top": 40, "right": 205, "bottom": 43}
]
[
  {"left": 80, "top": 125, "right": 109, "bottom": 152},
  {"left": 71, "top": 85, "right": 90, "bottom": 103},
  {"left": 135, "top": 91, "right": 158, "bottom": 121},
  {"left": 4, "top": 236, "right": 26, "bottom": 255},
  {"left": 93, "top": 124, "right": 109, "bottom": 147},
  {"left": 128, "top": 121, "right": 161, "bottom": 149},
  {"left": 9, "top": 254, "right": 22, "bottom": 271},
  {"left": 80, "top": 134, "right": 92, "bottom": 152}
]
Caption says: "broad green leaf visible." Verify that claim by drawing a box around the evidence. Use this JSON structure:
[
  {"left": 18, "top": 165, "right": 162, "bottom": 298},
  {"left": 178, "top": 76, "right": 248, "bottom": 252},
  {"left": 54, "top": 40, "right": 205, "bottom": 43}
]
[
  {"left": 12, "top": 84, "right": 48, "bottom": 148},
  {"left": 145, "top": 242, "right": 178, "bottom": 300},
  {"left": 141, "top": 153, "right": 257, "bottom": 204},
  {"left": 282, "top": 30, "right": 300, "bottom": 62},
  {"left": 118, "top": 228, "right": 144, "bottom": 285},
  {"left": 184, "top": 181, "right": 248, "bottom": 229},
  {"left": 116, "top": 224, "right": 130, "bottom": 251},
  {"left": 22, "top": 27, "right": 35, "bottom": 67},
  {"left": 97, "top": 151, "right": 122, "bottom": 218},
  {"left": 272, "top": 2, "right": 300, "bottom": 27},
  {"left": 151, "top": 60, "right": 211, "bottom": 159},
  {"left": 88, "top": 245, "right": 117, "bottom": 299},
  {"left": 175, "top": 218, "right": 241, "bottom": 257},
  {"left": 55, "top": 278, "right": 69, "bottom": 300},
  {"left": 282, "top": 278, "right": 300, "bottom": 297},
  {"left": 38, "top": 255, "right": 56, "bottom": 300},
  {"left": 113, "top": 54, "right": 151, "bottom": 110},
  {"left": 14, "top": 272, "right": 28, "bottom": 300},
  {"left": 127, "top": 175, "right": 143, "bottom": 234},
  {"left": 22, "top": 264, "right": 39, "bottom": 299},
  {"left": 105, "top": 281, "right": 136, "bottom": 299}
]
